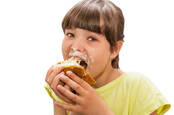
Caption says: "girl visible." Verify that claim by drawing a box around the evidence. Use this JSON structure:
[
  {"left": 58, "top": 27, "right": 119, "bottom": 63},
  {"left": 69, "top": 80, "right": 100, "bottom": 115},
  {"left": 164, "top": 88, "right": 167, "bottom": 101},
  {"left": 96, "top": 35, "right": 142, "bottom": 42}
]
[{"left": 45, "top": 0, "right": 171, "bottom": 114}]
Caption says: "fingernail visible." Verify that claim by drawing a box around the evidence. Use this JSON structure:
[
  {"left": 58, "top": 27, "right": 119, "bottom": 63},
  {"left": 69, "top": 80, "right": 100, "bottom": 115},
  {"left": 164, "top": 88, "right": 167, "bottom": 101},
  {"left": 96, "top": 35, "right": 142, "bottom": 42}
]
[
  {"left": 66, "top": 71, "right": 72, "bottom": 75},
  {"left": 57, "top": 85, "right": 62, "bottom": 89}
]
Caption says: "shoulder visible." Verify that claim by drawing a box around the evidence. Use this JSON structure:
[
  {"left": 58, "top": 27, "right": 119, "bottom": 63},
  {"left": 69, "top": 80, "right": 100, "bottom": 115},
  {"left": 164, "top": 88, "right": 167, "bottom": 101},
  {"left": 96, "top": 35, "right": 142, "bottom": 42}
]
[
  {"left": 122, "top": 72, "right": 159, "bottom": 95},
  {"left": 122, "top": 72, "right": 152, "bottom": 86},
  {"left": 124, "top": 72, "right": 149, "bottom": 80},
  {"left": 124, "top": 72, "right": 171, "bottom": 115}
]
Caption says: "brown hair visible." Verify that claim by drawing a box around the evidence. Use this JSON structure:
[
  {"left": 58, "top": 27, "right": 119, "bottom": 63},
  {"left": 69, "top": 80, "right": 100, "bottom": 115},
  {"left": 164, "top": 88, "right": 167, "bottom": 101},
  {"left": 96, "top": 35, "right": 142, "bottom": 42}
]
[{"left": 62, "top": 0, "right": 125, "bottom": 69}]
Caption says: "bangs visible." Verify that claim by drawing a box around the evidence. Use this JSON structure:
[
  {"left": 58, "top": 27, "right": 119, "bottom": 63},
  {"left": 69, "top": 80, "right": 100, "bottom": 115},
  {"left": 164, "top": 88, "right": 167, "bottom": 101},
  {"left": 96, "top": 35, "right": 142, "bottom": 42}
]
[{"left": 62, "top": 1, "right": 103, "bottom": 34}]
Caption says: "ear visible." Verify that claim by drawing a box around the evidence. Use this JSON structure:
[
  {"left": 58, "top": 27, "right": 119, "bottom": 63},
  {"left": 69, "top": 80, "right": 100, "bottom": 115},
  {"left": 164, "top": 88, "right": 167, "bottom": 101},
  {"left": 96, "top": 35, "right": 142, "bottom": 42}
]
[{"left": 110, "top": 40, "right": 123, "bottom": 59}]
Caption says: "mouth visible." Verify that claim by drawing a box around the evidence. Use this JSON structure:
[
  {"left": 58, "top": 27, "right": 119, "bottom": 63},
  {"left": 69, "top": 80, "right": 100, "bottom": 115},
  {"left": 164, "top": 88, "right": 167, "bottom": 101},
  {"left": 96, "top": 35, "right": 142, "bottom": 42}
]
[
  {"left": 79, "top": 60, "right": 88, "bottom": 69},
  {"left": 70, "top": 56, "right": 88, "bottom": 70}
]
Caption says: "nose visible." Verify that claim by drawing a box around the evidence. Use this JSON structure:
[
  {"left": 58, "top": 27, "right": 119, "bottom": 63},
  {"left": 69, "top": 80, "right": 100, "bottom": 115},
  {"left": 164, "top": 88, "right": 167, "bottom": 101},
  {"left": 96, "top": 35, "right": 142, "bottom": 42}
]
[{"left": 71, "top": 39, "right": 85, "bottom": 52}]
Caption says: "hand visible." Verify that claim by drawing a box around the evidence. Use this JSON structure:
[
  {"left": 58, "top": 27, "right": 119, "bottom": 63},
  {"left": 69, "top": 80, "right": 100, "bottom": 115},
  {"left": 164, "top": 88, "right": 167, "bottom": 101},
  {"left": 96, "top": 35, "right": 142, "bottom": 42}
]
[
  {"left": 54, "top": 71, "right": 114, "bottom": 115},
  {"left": 45, "top": 65, "right": 73, "bottom": 103}
]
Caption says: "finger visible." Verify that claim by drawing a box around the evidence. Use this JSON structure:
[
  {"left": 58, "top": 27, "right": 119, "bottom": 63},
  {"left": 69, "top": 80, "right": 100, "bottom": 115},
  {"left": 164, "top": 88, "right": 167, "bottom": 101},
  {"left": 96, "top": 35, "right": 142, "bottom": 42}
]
[
  {"left": 57, "top": 85, "right": 83, "bottom": 104},
  {"left": 66, "top": 71, "right": 90, "bottom": 90},
  {"left": 45, "top": 65, "right": 54, "bottom": 82},
  {"left": 55, "top": 90, "right": 73, "bottom": 104},
  {"left": 51, "top": 72, "right": 73, "bottom": 103},
  {"left": 64, "top": 85, "right": 71, "bottom": 91},
  {"left": 59, "top": 73, "right": 86, "bottom": 96},
  {"left": 46, "top": 67, "right": 62, "bottom": 85},
  {"left": 65, "top": 84, "right": 77, "bottom": 95},
  {"left": 54, "top": 100, "right": 81, "bottom": 112}
]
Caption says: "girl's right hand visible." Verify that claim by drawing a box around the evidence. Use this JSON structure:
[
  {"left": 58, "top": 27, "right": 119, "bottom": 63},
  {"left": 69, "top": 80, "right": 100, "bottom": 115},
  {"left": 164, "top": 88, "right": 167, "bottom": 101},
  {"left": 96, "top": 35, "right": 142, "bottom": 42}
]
[{"left": 45, "top": 65, "right": 73, "bottom": 103}]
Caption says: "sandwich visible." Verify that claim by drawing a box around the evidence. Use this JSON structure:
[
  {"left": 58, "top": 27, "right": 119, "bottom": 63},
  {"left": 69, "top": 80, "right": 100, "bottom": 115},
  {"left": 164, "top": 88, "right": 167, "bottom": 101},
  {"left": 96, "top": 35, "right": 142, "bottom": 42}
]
[{"left": 44, "top": 57, "right": 96, "bottom": 101}]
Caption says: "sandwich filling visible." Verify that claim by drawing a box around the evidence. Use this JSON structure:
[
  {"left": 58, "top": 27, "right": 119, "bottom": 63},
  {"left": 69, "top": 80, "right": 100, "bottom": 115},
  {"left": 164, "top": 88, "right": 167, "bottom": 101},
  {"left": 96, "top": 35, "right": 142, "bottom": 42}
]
[{"left": 55, "top": 57, "right": 88, "bottom": 70}]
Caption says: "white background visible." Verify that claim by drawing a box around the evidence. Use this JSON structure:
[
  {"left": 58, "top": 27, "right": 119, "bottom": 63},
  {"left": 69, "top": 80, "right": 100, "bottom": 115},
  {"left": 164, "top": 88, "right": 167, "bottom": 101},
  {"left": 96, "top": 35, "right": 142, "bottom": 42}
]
[{"left": 0, "top": 0, "right": 173, "bottom": 114}]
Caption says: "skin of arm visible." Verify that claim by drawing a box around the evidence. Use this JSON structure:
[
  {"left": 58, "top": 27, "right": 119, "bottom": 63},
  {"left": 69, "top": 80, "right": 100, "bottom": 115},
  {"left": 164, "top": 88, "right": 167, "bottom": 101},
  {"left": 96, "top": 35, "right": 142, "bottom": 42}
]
[{"left": 54, "top": 100, "right": 67, "bottom": 115}]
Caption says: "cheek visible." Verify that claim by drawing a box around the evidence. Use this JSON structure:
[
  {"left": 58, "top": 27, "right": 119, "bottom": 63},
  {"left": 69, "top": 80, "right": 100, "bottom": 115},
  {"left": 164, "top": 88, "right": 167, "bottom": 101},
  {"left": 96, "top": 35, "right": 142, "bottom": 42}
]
[
  {"left": 88, "top": 45, "right": 110, "bottom": 66},
  {"left": 89, "top": 42, "right": 110, "bottom": 58},
  {"left": 62, "top": 39, "right": 71, "bottom": 58}
]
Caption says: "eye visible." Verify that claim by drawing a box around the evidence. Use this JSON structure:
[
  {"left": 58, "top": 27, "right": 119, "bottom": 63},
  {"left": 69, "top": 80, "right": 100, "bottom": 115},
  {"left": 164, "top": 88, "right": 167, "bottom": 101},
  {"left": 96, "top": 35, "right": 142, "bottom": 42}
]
[
  {"left": 88, "top": 37, "right": 97, "bottom": 41},
  {"left": 66, "top": 33, "right": 74, "bottom": 38}
]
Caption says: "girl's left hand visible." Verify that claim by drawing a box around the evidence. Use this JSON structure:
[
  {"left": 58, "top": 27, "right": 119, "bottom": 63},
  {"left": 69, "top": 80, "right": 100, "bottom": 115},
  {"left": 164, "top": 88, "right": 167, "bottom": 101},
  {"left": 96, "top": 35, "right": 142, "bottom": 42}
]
[{"left": 54, "top": 71, "right": 113, "bottom": 115}]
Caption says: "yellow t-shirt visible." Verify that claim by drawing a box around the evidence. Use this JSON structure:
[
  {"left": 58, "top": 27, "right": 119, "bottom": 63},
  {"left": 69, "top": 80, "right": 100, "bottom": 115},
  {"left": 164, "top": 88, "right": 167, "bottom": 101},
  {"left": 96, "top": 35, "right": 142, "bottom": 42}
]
[
  {"left": 95, "top": 72, "right": 170, "bottom": 115},
  {"left": 45, "top": 72, "right": 171, "bottom": 115}
]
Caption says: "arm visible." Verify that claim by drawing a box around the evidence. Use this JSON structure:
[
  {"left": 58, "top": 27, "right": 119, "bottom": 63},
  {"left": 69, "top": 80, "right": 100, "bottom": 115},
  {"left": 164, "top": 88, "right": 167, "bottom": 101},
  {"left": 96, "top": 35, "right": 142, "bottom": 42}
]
[
  {"left": 45, "top": 66, "right": 69, "bottom": 115},
  {"left": 54, "top": 100, "right": 67, "bottom": 115},
  {"left": 54, "top": 71, "right": 114, "bottom": 115}
]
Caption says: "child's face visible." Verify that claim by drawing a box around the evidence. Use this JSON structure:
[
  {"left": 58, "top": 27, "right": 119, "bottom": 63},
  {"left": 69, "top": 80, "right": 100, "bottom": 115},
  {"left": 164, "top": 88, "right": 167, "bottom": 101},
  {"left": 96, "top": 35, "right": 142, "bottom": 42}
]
[{"left": 62, "top": 28, "right": 114, "bottom": 79}]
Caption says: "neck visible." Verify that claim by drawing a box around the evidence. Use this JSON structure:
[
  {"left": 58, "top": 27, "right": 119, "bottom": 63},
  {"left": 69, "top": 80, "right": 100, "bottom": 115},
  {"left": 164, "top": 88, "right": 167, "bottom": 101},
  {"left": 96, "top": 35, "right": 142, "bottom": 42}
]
[{"left": 93, "top": 67, "right": 124, "bottom": 88}]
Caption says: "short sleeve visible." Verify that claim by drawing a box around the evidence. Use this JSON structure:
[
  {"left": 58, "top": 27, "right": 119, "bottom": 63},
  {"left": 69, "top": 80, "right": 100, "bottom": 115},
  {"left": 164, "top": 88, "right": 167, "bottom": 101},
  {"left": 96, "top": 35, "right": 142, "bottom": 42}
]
[
  {"left": 130, "top": 75, "right": 171, "bottom": 115},
  {"left": 44, "top": 83, "right": 68, "bottom": 104}
]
